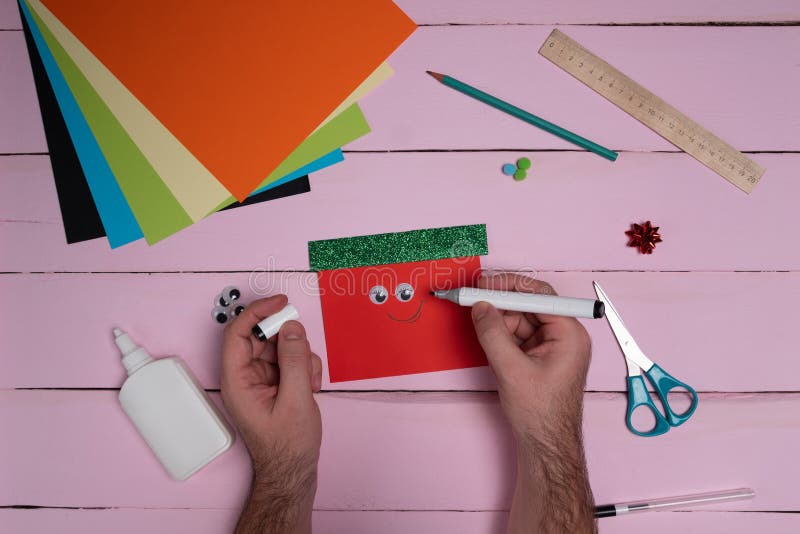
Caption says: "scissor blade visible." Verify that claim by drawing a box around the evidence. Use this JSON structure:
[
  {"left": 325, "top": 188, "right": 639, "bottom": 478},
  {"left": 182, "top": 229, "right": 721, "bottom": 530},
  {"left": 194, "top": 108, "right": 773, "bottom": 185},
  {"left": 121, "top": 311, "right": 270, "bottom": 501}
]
[{"left": 592, "top": 282, "right": 653, "bottom": 372}]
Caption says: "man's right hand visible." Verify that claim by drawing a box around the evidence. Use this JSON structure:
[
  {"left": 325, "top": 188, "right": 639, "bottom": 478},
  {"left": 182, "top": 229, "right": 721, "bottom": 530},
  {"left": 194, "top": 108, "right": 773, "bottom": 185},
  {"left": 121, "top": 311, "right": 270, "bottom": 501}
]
[{"left": 470, "top": 273, "right": 596, "bottom": 533}]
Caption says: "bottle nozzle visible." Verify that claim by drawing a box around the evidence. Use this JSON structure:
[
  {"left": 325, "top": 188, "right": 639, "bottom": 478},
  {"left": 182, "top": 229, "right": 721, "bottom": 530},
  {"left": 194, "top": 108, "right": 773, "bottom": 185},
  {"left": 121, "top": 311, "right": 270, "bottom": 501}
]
[{"left": 114, "top": 327, "right": 153, "bottom": 375}]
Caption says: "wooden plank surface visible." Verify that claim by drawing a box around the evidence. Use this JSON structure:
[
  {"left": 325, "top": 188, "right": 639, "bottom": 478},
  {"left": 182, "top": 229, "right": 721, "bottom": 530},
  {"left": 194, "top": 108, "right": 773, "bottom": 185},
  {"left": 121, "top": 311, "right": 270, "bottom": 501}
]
[
  {"left": 3, "top": 27, "right": 799, "bottom": 156},
  {"left": 0, "top": 390, "right": 800, "bottom": 511},
  {"left": 2, "top": 509, "right": 799, "bottom": 534},
  {"left": 2, "top": 0, "right": 799, "bottom": 28},
  {"left": 1, "top": 0, "right": 797, "bottom": 530},
  {"left": 1, "top": 151, "right": 797, "bottom": 272},
  {"left": 1, "top": 271, "right": 798, "bottom": 392},
  {"left": 395, "top": 0, "right": 800, "bottom": 24},
  {"left": 350, "top": 26, "right": 800, "bottom": 153},
  {"left": 1, "top": 0, "right": 22, "bottom": 28},
  {"left": 2, "top": 391, "right": 797, "bottom": 511},
  {"left": 0, "top": 32, "right": 46, "bottom": 154}
]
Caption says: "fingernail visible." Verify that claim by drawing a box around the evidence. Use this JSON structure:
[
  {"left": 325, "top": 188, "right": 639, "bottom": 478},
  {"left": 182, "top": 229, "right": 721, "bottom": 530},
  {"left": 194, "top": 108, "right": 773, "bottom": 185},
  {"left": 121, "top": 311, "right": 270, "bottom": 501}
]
[
  {"left": 472, "top": 301, "right": 490, "bottom": 321},
  {"left": 281, "top": 321, "right": 304, "bottom": 340}
]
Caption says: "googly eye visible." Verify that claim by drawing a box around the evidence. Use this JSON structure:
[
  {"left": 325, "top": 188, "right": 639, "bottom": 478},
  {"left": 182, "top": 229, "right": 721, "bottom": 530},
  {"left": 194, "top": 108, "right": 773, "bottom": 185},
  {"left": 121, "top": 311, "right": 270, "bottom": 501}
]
[
  {"left": 212, "top": 305, "right": 230, "bottom": 324},
  {"left": 231, "top": 302, "right": 246, "bottom": 316},
  {"left": 218, "top": 286, "right": 241, "bottom": 307},
  {"left": 395, "top": 283, "right": 414, "bottom": 302},
  {"left": 368, "top": 285, "right": 389, "bottom": 305}
]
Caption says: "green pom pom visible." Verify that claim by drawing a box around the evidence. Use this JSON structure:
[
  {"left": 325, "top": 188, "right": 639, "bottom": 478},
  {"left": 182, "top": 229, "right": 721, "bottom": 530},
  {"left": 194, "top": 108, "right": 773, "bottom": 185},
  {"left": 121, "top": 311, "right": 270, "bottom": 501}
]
[
  {"left": 516, "top": 157, "right": 531, "bottom": 170},
  {"left": 513, "top": 169, "right": 527, "bottom": 181}
]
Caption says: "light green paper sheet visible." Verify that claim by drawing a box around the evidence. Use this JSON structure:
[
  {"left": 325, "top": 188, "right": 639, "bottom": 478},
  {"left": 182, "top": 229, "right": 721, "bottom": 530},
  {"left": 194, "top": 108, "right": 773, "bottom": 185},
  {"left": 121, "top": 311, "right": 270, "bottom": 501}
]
[{"left": 27, "top": 0, "right": 190, "bottom": 244}]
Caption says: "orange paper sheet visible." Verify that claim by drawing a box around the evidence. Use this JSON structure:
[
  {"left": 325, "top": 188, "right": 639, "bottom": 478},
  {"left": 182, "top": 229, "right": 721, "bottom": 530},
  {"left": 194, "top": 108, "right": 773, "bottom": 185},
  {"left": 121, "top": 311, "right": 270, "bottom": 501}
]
[{"left": 41, "top": 0, "right": 416, "bottom": 200}]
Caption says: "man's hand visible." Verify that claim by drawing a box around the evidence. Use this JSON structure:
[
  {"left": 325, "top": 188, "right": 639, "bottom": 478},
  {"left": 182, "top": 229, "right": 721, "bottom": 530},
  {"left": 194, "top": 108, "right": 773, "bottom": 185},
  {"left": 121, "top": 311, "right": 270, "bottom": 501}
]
[
  {"left": 221, "top": 295, "right": 322, "bottom": 534},
  {"left": 471, "top": 273, "right": 596, "bottom": 533}
]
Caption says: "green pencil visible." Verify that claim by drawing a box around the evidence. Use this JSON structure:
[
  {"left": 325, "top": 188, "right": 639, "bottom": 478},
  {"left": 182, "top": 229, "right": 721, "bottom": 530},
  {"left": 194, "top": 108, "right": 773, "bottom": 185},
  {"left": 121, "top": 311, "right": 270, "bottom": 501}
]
[{"left": 426, "top": 71, "right": 617, "bottom": 161}]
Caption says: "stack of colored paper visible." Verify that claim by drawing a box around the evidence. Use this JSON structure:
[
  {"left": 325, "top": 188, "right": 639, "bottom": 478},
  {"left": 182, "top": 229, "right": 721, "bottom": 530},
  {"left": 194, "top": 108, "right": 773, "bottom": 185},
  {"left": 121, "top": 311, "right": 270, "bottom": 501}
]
[{"left": 18, "top": 0, "right": 416, "bottom": 248}]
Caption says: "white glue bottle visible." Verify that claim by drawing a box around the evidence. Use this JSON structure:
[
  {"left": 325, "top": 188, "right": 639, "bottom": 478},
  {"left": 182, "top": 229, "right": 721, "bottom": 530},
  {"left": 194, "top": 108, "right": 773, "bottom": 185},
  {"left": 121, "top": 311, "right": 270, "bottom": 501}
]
[{"left": 114, "top": 327, "right": 233, "bottom": 480}]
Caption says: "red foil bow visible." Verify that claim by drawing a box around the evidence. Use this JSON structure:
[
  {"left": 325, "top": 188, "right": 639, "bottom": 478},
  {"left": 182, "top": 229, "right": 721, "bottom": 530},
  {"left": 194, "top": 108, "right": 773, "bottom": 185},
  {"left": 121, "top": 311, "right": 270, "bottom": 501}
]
[{"left": 626, "top": 221, "right": 662, "bottom": 254}]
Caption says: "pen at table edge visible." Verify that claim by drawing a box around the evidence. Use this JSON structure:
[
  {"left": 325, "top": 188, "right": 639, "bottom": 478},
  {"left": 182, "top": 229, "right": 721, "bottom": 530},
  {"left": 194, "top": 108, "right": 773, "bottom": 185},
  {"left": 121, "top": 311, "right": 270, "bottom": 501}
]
[{"left": 594, "top": 487, "right": 755, "bottom": 518}]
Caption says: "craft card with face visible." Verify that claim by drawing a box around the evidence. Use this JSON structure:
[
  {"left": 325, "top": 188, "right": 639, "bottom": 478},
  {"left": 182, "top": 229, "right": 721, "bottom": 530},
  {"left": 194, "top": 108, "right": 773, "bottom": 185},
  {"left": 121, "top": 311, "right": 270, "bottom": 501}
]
[{"left": 309, "top": 224, "right": 489, "bottom": 382}]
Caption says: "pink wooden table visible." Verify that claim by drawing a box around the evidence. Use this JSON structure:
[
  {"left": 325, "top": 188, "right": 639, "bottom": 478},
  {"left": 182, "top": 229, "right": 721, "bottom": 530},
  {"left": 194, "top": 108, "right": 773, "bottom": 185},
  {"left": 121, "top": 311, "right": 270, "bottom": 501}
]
[{"left": 2, "top": 1, "right": 799, "bottom": 532}]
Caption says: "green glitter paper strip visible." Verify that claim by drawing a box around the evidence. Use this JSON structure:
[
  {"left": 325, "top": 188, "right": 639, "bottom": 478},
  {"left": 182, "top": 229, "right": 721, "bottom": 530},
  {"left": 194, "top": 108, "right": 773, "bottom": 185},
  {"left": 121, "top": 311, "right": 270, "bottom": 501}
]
[{"left": 309, "top": 224, "right": 488, "bottom": 271}]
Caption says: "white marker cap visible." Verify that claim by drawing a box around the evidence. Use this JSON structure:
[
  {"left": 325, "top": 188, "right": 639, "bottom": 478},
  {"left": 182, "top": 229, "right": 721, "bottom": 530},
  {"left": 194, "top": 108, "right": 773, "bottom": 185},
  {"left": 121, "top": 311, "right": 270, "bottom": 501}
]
[{"left": 252, "top": 304, "right": 300, "bottom": 341}]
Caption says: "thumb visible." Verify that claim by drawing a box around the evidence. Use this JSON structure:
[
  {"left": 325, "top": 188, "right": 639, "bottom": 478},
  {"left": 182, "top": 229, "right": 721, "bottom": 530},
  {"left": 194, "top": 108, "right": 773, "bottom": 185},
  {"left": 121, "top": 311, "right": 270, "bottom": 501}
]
[
  {"left": 472, "top": 301, "right": 524, "bottom": 381},
  {"left": 276, "top": 320, "right": 313, "bottom": 405}
]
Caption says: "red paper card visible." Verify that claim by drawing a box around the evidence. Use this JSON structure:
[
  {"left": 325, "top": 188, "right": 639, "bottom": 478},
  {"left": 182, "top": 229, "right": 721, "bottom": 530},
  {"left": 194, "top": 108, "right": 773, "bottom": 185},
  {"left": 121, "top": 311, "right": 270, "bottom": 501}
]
[
  {"left": 40, "top": 0, "right": 416, "bottom": 200},
  {"left": 318, "top": 258, "right": 487, "bottom": 382}
]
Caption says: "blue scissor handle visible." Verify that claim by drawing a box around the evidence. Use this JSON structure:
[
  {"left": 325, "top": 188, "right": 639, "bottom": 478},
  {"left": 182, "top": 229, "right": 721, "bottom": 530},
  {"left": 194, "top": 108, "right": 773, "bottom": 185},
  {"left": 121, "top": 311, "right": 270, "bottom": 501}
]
[
  {"left": 645, "top": 363, "right": 699, "bottom": 427},
  {"left": 626, "top": 375, "right": 671, "bottom": 437}
]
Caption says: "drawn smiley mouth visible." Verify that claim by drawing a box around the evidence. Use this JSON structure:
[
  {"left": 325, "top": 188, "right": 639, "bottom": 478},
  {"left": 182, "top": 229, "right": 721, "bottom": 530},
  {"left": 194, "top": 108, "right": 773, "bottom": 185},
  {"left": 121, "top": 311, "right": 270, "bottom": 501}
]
[{"left": 388, "top": 299, "right": 424, "bottom": 323}]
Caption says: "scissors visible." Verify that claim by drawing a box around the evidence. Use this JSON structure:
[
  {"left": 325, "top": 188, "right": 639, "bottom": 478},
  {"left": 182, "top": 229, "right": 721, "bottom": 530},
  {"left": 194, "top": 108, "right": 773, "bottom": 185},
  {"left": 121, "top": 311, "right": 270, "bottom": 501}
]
[{"left": 593, "top": 281, "right": 698, "bottom": 437}]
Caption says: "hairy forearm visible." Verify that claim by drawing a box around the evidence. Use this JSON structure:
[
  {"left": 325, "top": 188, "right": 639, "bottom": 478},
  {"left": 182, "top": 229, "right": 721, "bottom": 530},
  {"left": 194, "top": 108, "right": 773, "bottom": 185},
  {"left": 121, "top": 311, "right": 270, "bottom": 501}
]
[
  {"left": 235, "top": 449, "right": 317, "bottom": 534},
  {"left": 508, "top": 415, "right": 596, "bottom": 533}
]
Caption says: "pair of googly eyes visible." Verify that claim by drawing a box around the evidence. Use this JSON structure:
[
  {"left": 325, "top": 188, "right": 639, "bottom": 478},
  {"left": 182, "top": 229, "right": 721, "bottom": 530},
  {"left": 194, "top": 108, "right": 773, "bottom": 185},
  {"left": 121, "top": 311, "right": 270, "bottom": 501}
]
[
  {"left": 368, "top": 283, "right": 414, "bottom": 305},
  {"left": 212, "top": 286, "right": 246, "bottom": 324}
]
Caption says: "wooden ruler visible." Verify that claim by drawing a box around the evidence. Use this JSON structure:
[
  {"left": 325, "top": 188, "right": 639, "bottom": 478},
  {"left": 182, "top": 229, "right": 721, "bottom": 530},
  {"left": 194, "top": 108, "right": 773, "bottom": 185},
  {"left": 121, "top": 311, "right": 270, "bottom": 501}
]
[{"left": 538, "top": 29, "right": 764, "bottom": 193}]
